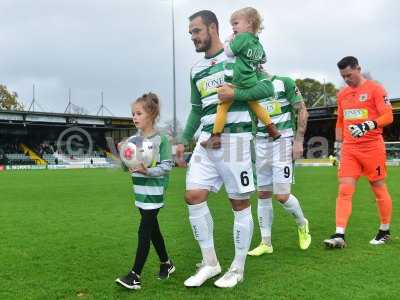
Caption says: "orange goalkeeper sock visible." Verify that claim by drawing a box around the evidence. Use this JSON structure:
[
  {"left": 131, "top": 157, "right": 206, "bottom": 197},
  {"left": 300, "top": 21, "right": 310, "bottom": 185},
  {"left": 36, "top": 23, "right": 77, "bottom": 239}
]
[
  {"left": 248, "top": 101, "right": 272, "bottom": 125},
  {"left": 371, "top": 184, "right": 392, "bottom": 225},
  {"left": 213, "top": 101, "right": 233, "bottom": 134},
  {"left": 335, "top": 183, "right": 355, "bottom": 228}
]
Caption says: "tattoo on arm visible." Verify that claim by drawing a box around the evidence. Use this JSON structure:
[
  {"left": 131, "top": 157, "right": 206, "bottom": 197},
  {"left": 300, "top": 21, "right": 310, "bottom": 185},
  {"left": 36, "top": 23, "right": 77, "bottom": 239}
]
[{"left": 293, "top": 102, "right": 308, "bottom": 141}]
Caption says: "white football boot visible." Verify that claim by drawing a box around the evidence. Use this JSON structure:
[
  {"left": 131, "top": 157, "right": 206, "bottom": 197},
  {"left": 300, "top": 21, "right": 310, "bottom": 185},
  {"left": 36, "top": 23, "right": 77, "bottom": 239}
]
[
  {"left": 369, "top": 230, "right": 390, "bottom": 245},
  {"left": 184, "top": 261, "right": 221, "bottom": 287},
  {"left": 214, "top": 267, "right": 244, "bottom": 288}
]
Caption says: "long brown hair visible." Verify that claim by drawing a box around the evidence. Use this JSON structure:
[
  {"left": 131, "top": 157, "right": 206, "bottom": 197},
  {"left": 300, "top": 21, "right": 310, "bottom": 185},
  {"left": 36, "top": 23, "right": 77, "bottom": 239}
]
[{"left": 132, "top": 92, "right": 160, "bottom": 125}]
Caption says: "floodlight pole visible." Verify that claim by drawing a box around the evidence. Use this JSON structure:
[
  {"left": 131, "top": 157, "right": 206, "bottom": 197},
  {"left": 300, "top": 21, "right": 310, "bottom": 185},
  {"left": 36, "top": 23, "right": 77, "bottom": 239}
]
[
  {"left": 97, "top": 91, "right": 114, "bottom": 116},
  {"left": 28, "top": 84, "right": 36, "bottom": 112},
  {"left": 171, "top": 0, "right": 177, "bottom": 139},
  {"left": 64, "top": 88, "right": 72, "bottom": 114},
  {"left": 97, "top": 91, "right": 104, "bottom": 116},
  {"left": 27, "top": 84, "right": 46, "bottom": 112}
]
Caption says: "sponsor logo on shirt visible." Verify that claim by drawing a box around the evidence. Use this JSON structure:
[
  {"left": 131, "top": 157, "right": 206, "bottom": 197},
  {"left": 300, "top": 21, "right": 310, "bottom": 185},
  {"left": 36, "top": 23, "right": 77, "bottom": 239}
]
[
  {"left": 344, "top": 109, "right": 369, "bottom": 120},
  {"left": 262, "top": 100, "right": 282, "bottom": 116},
  {"left": 246, "top": 48, "right": 264, "bottom": 60},
  {"left": 197, "top": 73, "right": 224, "bottom": 98}
]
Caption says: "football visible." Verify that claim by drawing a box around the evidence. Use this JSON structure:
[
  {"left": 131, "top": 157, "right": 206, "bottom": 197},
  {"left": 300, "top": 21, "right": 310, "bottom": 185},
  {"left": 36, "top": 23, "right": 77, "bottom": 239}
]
[{"left": 119, "top": 136, "right": 155, "bottom": 169}]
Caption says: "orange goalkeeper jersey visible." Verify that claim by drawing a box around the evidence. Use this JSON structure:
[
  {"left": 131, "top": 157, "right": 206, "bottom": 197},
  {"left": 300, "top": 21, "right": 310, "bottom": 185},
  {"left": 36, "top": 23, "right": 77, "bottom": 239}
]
[{"left": 336, "top": 80, "right": 392, "bottom": 145}]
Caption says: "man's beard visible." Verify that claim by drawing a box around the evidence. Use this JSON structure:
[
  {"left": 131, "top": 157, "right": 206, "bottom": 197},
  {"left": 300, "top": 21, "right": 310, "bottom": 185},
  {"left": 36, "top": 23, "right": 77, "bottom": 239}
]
[{"left": 195, "top": 30, "right": 212, "bottom": 52}]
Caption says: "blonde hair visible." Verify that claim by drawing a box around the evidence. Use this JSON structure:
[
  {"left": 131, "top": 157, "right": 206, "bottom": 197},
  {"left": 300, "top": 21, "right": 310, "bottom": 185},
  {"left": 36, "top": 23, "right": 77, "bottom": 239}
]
[
  {"left": 231, "top": 7, "right": 264, "bottom": 34},
  {"left": 131, "top": 92, "right": 160, "bottom": 124}
]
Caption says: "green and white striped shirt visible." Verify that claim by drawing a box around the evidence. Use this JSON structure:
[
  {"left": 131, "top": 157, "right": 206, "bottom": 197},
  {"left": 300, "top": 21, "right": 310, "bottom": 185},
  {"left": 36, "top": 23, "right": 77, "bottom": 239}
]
[
  {"left": 256, "top": 76, "right": 302, "bottom": 138},
  {"left": 190, "top": 49, "right": 253, "bottom": 135},
  {"left": 131, "top": 132, "right": 172, "bottom": 210}
]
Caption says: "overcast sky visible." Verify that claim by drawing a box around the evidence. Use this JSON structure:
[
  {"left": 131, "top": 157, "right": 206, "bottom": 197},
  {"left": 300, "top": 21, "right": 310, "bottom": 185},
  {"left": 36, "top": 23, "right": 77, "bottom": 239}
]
[{"left": 1, "top": 0, "right": 399, "bottom": 125}]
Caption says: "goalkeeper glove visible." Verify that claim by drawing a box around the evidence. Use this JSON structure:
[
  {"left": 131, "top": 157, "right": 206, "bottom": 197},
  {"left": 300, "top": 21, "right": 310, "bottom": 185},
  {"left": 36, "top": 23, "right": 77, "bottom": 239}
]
[{"left": 348, "top": 120, "right": 377, "bottom": 138}]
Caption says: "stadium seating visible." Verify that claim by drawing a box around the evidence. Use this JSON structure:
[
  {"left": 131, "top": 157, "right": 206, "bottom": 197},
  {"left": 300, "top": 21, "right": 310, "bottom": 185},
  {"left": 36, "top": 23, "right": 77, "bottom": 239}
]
[
  {"left": 52, "top": 152, "right": 111, "bottom": 166},
  {"left": 5, "top": 153, "right": 36, "bottom": 165},
  {"left": 42, "top": 153, "right": 65, "bottom": 165}
]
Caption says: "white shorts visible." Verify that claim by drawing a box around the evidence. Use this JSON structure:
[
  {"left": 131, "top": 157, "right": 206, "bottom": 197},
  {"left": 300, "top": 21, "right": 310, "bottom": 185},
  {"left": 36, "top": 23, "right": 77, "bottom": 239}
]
[
  {"left": 186, "top": 132, "right": 255, "bottom": 200},
  {"left": 255, "top": 137, "right": 294, "bottom": 194}
]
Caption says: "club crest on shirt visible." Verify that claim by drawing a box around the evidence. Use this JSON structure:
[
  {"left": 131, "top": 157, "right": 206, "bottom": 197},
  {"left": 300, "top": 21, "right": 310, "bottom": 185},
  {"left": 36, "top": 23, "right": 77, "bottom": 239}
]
[
  {"left": 359, "top": 93, "right": 368, "bottom": 102},
  {"left": 384, "top": 96, "right": 391, "bottom": 106},
  {"left": 210, "top": 59, "right": 217, "bottom": 66}
]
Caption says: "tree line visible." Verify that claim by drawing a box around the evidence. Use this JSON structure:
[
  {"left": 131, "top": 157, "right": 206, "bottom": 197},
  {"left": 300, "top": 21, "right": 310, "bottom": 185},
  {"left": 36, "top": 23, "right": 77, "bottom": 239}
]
[{"left": 0, "top": 78, "right": 339, "bottom": 112}]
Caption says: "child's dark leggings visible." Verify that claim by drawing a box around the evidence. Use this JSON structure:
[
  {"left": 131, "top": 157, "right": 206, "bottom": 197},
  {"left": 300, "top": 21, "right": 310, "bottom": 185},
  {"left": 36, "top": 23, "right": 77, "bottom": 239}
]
[{"left": 132, "top": 208, "right": 168, "bottom": 275}]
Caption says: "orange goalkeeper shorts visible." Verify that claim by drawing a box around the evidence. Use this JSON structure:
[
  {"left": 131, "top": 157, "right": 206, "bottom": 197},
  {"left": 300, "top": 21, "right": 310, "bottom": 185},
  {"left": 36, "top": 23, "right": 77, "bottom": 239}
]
[{"left": 338, "top": 142, "right": 387, "bottom": 181}]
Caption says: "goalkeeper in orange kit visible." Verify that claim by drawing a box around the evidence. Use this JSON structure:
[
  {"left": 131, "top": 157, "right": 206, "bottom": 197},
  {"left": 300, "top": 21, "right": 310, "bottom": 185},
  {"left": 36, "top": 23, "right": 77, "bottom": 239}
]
[{"left": 324, "top": 56, "right": 393, "bottom": 249}]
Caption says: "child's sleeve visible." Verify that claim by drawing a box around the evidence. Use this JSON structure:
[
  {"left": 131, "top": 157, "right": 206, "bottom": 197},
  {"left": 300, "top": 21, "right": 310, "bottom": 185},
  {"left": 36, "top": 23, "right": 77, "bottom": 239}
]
[
  {"left": 234, "top": 79, "right": 274, "bottom": 102},
  {"left": 284, "top": 77, "right": 302, "bottom": 105},
  {"left": 146, "top": 135, "right": 173, "bottom": 177},
  {"left": 223, "top": 34, "right": 235, "bottom": 58},
  {"left": 226, "top": 33, "right": 249, "bottom": 57}
]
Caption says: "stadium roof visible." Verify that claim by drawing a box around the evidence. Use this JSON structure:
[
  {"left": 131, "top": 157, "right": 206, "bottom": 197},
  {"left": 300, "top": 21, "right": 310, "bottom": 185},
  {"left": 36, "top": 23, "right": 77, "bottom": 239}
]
[
  {"left": 0, "top": 109, "right": 133, "bottom": 128},
  {"left": 308, "top": 97, "right": 400, "bottom": 120},
  {"left": 3, "top": 97, "right": 399, "bottom": 125}
]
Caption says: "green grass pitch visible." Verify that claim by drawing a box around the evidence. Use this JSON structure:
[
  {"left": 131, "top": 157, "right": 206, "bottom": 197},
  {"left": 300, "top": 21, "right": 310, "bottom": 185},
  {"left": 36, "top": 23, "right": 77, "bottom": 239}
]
[{"left": 1, "top": 167, "right": 399, "bottom": 299}]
